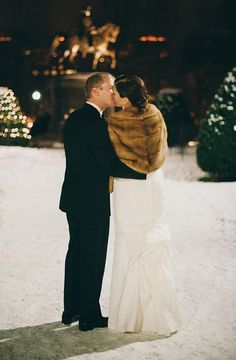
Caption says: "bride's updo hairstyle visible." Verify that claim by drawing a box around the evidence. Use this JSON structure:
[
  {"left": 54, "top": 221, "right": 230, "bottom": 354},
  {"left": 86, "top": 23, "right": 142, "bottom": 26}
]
[{"left": 115, "top": 75, "right": 149, "bottom": 112}]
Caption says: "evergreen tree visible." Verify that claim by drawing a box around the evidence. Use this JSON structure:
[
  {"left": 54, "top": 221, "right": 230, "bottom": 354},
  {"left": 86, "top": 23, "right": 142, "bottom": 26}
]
[
  {"left": 152, "top": 88, "right": 196, "bottom": 147},
  {"left": 0, "top": 87, "right": 31, "bottom": 146},
  {"left": 197, "top": 67, "right": 236, "bottom": 181}
]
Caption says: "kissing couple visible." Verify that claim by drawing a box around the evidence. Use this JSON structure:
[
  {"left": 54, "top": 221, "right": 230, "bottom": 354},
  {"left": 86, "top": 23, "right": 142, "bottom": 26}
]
[{"left": 59, "top": 72, "right": 182, "bottom": 333}]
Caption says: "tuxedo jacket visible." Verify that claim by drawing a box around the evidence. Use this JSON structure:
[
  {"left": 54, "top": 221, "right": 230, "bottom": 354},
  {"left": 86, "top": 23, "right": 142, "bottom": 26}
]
[{"left": 59, "top": 103, "right": 146, "bottom": 223}]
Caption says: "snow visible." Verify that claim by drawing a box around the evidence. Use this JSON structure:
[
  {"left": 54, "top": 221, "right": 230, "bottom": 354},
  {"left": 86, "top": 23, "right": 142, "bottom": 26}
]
[{"left": 0, "top": 145, "right": 236, "bottom": 360}]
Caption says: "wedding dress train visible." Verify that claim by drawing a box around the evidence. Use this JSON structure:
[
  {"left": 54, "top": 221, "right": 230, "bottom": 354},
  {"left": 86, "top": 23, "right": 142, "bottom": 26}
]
[{"left": 108, "top": 169, "right": 182, "bottom": 334}]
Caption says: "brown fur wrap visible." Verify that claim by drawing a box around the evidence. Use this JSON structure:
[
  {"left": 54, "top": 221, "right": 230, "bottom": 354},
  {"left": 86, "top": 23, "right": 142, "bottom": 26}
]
[{"left": 108, "top": 103, "right": 168, "bottom": 174}]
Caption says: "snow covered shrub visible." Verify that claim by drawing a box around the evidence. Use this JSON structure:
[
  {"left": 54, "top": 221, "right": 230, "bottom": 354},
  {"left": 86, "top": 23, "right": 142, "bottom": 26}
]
[{"left": 197, "top": 67, "right": 236, "bottom": 181}]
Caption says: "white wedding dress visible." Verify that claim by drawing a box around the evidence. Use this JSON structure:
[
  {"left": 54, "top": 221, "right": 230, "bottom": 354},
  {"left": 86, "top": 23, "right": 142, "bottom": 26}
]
[{"left": 108, "top": 169, "right": 182, "bottom": 334}]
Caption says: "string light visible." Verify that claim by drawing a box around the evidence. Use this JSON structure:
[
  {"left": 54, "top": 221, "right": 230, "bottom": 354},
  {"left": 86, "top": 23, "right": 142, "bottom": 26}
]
[{"left": 0, "top": 87, "right": 31, "bottom": 145}]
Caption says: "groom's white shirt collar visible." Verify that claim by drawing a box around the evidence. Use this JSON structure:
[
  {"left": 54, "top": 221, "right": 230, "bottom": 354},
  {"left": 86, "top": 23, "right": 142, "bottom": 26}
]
[{"left": 86, "top": 101, "right": 103, "bottom": 117}]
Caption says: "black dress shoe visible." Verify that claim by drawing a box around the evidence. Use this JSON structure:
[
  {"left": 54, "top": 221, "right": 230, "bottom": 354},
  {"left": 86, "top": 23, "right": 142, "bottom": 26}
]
[
  {"left": 79, "top": 317, "right": 108, "bottom": 332},
  {"left": 94, "top": 316, "right": 108, "bottom": 328},
  {"left": 79, "top": 321, "right": 94, "bottom": 332},
  {"left": 62, "top": 311, "right": 80, "bottom": 325}
]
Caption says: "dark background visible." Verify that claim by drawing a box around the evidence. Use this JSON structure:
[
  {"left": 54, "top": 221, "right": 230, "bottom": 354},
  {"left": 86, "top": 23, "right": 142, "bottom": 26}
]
[
  {"left": 1, "top": 0, "right": 235, "bottom": 46},
  {"left": 0, "top": 0, "right": 235, "bottom": 130}
]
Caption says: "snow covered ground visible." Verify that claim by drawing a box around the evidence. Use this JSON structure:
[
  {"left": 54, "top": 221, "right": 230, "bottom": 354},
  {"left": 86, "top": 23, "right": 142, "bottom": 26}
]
[{"left": 0, "top": 145, "right": 236, "bottom": 360}]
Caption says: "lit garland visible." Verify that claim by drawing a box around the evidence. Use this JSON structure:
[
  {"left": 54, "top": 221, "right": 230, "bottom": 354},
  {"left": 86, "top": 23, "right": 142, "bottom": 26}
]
[{"left": 0, "top": 87, "right": 31, "bottom": 146}]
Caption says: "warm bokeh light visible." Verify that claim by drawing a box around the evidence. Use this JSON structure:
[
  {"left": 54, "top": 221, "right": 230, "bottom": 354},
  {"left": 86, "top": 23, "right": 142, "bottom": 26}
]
[
  {"left": 139, "top": 35, "right": 167, "bottom": 42},
  {"left": 65, "top": 69, "right": 77, "bottom": 75},
  {"left": 32, "top": 70, "right": 39, "bottom": 76},
  {"left": 160, "top": 51, "right": 168, "bottom": 58},
  {"left": 188, "top": 141, "right": 198, "bottom": 147},
  {"left": 24, "top": 49, "right": 31, "bottom": 56},
  {"left": 0, "top": 36, "right": 12, "bottom": 42},
  {"left": 26, "top": 116, "right": 34, "bottom": 129}
]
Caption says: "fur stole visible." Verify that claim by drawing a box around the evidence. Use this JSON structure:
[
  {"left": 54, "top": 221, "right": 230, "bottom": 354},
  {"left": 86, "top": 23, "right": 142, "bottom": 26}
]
[{"left": 108, "top": 103, "right": 168, "bottom": 174}]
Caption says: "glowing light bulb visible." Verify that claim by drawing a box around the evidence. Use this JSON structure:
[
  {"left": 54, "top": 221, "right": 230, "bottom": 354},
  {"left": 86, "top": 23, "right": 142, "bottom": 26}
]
[{"left": 32, "top": 91, "right": 41, "bottom": 101}]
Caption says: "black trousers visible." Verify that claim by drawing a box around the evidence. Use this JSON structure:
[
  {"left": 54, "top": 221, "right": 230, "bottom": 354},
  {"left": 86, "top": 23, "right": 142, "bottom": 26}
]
[{"left": 64, "top": 213, "right": 110, "bottom": 321}]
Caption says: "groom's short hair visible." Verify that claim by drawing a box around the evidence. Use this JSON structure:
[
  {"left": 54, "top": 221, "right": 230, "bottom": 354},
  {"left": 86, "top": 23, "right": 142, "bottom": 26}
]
[{"left": 85, "top": 72, "right": 112, "bottom": 99}]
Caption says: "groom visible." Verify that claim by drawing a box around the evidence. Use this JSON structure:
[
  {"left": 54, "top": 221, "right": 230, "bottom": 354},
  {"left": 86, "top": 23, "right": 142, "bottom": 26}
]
[{"left": 59, "top": 72, "right": 146, "bottom": 331}]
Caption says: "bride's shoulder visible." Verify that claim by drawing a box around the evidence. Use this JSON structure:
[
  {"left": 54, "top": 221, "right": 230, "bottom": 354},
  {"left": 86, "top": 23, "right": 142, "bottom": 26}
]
[
  {"left": 147, "top": 103, "right": 160, "bottom": 113},
  {"left": 146, "top": 103, "right": 165, "bottom": 120}
]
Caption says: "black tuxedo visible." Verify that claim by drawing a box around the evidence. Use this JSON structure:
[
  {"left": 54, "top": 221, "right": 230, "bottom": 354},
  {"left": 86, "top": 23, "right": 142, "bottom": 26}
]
[{"left": 59, "top": 103, "right": 146, "bottom": 321}]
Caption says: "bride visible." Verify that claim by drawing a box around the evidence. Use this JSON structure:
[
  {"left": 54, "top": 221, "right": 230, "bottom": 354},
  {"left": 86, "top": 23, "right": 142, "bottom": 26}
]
[{"left": 107, "top": 75, "right": 182, "bottom": 334}]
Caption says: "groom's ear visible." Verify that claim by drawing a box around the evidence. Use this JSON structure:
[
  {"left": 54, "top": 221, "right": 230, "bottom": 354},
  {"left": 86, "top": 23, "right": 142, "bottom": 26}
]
[{"left": 92, "top": 87, "right": 100, "bottom": 97}]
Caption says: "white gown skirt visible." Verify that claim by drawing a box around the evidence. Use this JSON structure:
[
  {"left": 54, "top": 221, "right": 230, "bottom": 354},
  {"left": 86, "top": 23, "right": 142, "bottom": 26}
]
[{"left": 108, "top": 169, "right": 182, "bottom": 334}]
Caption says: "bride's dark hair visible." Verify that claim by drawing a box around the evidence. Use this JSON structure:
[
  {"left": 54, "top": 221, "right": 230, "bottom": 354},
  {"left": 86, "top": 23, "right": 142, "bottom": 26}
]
[{"left": 115, "top": 74, "right": 148, "bottom": 112}]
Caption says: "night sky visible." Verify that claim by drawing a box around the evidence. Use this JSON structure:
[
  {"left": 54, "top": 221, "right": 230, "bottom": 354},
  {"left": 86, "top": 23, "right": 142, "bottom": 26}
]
[
  {"left": 1, "top": 0, "right": 235, "bottom": 117},
  {"left": 1, "top": 0, "right": 235, "bottom": 46}
]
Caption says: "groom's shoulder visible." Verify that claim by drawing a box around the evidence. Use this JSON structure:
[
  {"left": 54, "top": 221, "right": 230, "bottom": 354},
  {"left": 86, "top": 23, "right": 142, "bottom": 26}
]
[
  {"left": 64, "top": 106, "right": 89, "bottom": 129},
  {"left": 68, "top": 104, "right": 100, "bottom": 122},
  {"left": 68, "top": 105, "right": 86, "bottom": 120},
  {"left": 65, "top": 104, "right": 107, "bottom": 135}
]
